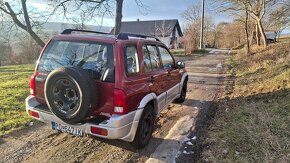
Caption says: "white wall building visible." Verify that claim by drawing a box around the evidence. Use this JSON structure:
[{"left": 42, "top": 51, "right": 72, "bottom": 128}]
[{"left": 117, "top": 19, "right": 183, "bottom": 49}]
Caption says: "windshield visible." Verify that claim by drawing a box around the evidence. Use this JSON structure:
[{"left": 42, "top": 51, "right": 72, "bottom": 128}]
[{"left": 37, "top": 40, "right": 114, "bottom": 82}]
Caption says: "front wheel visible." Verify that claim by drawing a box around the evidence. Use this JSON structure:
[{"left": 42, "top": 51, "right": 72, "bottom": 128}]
[
  {"left": 132, "top": 105, "right": 155, "bottom": 149},
  {"left": 175, "top": 79, "right": 188, "bottom": 103}
]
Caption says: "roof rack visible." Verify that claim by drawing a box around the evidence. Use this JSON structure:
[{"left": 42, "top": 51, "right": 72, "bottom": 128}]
[
  {"left": 61, "top": 29, "right": 109, "bottom": 35},
  {"left": 117, "top": 33, "right": 161, "bottom": 42},
  {"left": 61, "top": 29, "right": 161, "bottom": 42}
]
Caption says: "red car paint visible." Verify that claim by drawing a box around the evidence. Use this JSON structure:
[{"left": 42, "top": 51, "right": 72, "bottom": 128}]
[{"left": 32, "top": 34, "right": 183, "bottom": 119}]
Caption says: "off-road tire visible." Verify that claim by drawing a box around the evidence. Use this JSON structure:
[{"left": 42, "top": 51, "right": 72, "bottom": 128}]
[
  {"left": 175, "top": 79, "right": 188, "bottom": 103},
  {"left": 45, "top": 66, "right": 99, "bottom": 124},
  {"left": 132, "top": 105, "right": 155, "bottom": 149}
]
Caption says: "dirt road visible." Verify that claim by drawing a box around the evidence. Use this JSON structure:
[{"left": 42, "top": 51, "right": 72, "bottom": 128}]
[{"left": 0, "top": 51, "right": 229, "bottom": 163}]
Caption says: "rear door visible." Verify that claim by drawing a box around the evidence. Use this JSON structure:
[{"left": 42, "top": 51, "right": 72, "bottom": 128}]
[
  {"left": 141, "top": 44, "right": 168, "bottom": 111},
  {"left": 158, "top": 45, "right": 181, "bottom": 103},
  {"left": 122, "top": 43, "right": 150, "bottom": 112}
]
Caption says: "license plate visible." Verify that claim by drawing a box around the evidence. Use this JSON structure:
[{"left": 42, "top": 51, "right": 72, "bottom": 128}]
[{"left": 51, "top": 122, "right": 84, "bottom": 137}]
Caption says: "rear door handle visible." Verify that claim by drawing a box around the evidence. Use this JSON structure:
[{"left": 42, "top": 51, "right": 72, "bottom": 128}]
[
  {"left": 149, "top": 76, "right": 155, "bottom": 83},
  {"left": 167, "top": 70, "right": 171, "bottom": 76}
]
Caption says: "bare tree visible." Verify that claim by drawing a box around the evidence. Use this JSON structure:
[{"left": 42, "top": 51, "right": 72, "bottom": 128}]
[
  {"left": 266, "top": 6, "right": 290, "bottom": 41},
  {"left": 247, "top": 0, "right": 270, "bottom": 48},
  {"left": 181, "top": 4, "right": 201, "bottom": 54},
  {"left": 154, "top": 20, "right": 172, "bottom": 45},
  {"left": 0, "top": 0, "right": 46, "bottom": 47},
  {"left": 245, "top": 7, "right": 250, "bottom": 53},
  {"left": 18, "top": 34, "right": 41, "bottom": 63},
  {"left": 0, "top": 42, "right": 11, "bottom": 66},
  {"left": 0, "top": 20, "right": 18, "bottom": 65},
  {"left": 216, "top": 0, "right": 282, "bottom": 48},
  {"left": 72, "top": 12, "right": 88, "bottom": 30},
  {"left": 114, "top": 0, "right": 123, "bottom": 34},
  {"left": 234, "top": 2, "right": 251, "bottom": 53},
  {"left": 50, "top": 0, "right": 146, "bottom": 35},
  {"left": 216, "top": 0, "right": 253, "bottom": 50},
  {"left": 181, "top": 3, "right": 215, "bottom": 53},
  {"left": 182, "top": 4, "right": 201, "bottom": 23},
  {"left": 204, "top": 16, "right": 215, "bottom": 47}
]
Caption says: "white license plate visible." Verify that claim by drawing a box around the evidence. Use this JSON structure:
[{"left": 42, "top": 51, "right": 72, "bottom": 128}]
[{"left": 51, "top": 122, "right": 83, "bottom": 137}]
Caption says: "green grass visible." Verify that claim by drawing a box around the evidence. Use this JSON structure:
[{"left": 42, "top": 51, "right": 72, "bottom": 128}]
[
  {"left": 192, "top": 49, "right": 210, "bottom": 54},
  {"left": 171, "top": 48, "right": 210, "bottom": 57},
  {"left": 0, "top": 64, "right": 35, "bottom": 136},
  {"left": 201, "top": 41, "right": 290, "bottom": 162},
  {"left": 170, "top": 49, "right": 185, "bottom": 55}
]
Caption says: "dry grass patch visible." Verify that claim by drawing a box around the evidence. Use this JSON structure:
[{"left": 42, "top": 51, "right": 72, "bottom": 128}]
[{"left": 200, "top": 41, "right": 290, "bottom": 162}]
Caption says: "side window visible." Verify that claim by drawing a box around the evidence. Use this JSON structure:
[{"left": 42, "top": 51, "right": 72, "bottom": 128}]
[
  {"left": 142, "top": 46, "right": 152, "bottom": 72},
  {"left": 159, "top": 46, "right": 174, "bottom": 69},
  {"left": 147, "top": 45, "right": 162, "bottom": 71},
  {"left": 124, "top": 45, "right": 140, "bottom": 75}
]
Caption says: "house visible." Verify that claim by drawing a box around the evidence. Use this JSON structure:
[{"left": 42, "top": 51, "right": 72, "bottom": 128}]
[
  {"left": 265, "top": 32, "right": 276, "bottom": 43},
  {"left": 115, "top": 19, "right": 183, "bottom": 49}
]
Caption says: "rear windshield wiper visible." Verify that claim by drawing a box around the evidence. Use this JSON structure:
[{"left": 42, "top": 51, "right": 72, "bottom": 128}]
[{"left": 77, "top": 50, "right": 104, "bottom": 67}]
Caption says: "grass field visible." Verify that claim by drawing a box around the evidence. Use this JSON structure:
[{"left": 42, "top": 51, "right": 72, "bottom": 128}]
[
  {"left": 0, "top": 64, "right": 35, "bottom": 136},
  {"left": 200, "top": 41, "right": 290, "bottom": 162}
]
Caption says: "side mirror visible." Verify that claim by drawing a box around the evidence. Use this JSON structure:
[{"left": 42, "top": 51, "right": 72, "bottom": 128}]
[{"left": 176, "top": 61, "right": 185, "bottom": 69}]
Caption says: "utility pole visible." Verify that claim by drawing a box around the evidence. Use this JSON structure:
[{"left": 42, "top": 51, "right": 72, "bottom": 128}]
[{"left": 199, "top": 0, "right": 205, "bottom": 49}]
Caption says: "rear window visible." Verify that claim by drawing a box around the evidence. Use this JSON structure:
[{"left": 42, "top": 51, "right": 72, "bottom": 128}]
[{"left": 37, "top": 40, "right": 114, "bottom": 82}]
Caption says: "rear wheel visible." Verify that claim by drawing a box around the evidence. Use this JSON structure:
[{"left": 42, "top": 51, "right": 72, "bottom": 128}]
[{"left": 132, "top": 105, "right": 155, "bottom": 149}]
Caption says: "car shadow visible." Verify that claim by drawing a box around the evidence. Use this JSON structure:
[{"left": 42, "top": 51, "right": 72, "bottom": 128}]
[
  {"left": 89, "top": 97, "right": 219, "bottom": 161},
  {"left": 90, "top": 133, "right": 179, "bottom": 159}
]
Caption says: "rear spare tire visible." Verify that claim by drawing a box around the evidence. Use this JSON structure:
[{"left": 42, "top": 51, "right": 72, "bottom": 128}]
[{"left": 44, "top": 66, "right": 99, "bottom": 124}]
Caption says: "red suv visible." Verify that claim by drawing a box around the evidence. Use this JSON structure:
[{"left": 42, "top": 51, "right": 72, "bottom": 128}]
[{"left": 26, "top": 29, "right": 188, "bottom": 148}]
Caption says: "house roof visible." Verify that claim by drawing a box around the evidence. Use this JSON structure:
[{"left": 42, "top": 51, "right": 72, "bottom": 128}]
[{"left": 116, "top": 19, "right": 183, "bottom": 37}]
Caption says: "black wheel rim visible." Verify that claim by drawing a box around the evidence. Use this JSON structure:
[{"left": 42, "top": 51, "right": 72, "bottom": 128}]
[
  {"left": 50, "top": 78, "right": 81, "bottom": 116},
  {"left": 141, "top": 112, "right": 153, "bottom": 141}
]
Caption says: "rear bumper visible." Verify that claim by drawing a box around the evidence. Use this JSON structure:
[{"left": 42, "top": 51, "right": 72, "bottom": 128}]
[{"left": 25, "top": 96, "right": 143, "bottom": 142}]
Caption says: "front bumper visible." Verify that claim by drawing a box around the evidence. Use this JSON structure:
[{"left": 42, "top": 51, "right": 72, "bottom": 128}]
[{"left": 25, "top": 96, "right": 143, "bottom": 142}]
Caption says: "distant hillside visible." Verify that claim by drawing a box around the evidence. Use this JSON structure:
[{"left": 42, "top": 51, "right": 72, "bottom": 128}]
[
  {"left": 0, "top": 21, "right": 113, "bottom": 63},
  {"left": 40, "top": 22, "right": 112, "bottom": 33},
  {"left": 280, "top": 34, "right": 290, "bottom": 38}
]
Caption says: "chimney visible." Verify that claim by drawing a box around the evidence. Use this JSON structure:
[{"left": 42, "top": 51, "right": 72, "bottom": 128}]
[{"left": 137, "top": 19, "right": 140, "bottom": 22}]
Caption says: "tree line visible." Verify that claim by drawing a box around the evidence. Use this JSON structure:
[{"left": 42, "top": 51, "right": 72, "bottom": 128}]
[
  {"left": 182, "top": 0, "right": 290, "bottom": 54},
  {"left": 0, "top": 0, "right": 289, "bottom": 65},
  {"left": 0, "top": 0, "right": 147, "bottom": 65}
]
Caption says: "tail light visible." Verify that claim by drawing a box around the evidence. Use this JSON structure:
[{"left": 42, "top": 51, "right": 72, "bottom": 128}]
[
  {"left": 114, "top": 89, "right": 128, "bottom": 114},
  {"left": 90, "top": 126, "right": 108, "bottom": 136},
  {"left": 30, "top": 74, "right": 36, "bottom": 96},
  {"left": 28, "top": 110, "right": 40, "bottom": 118}
]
